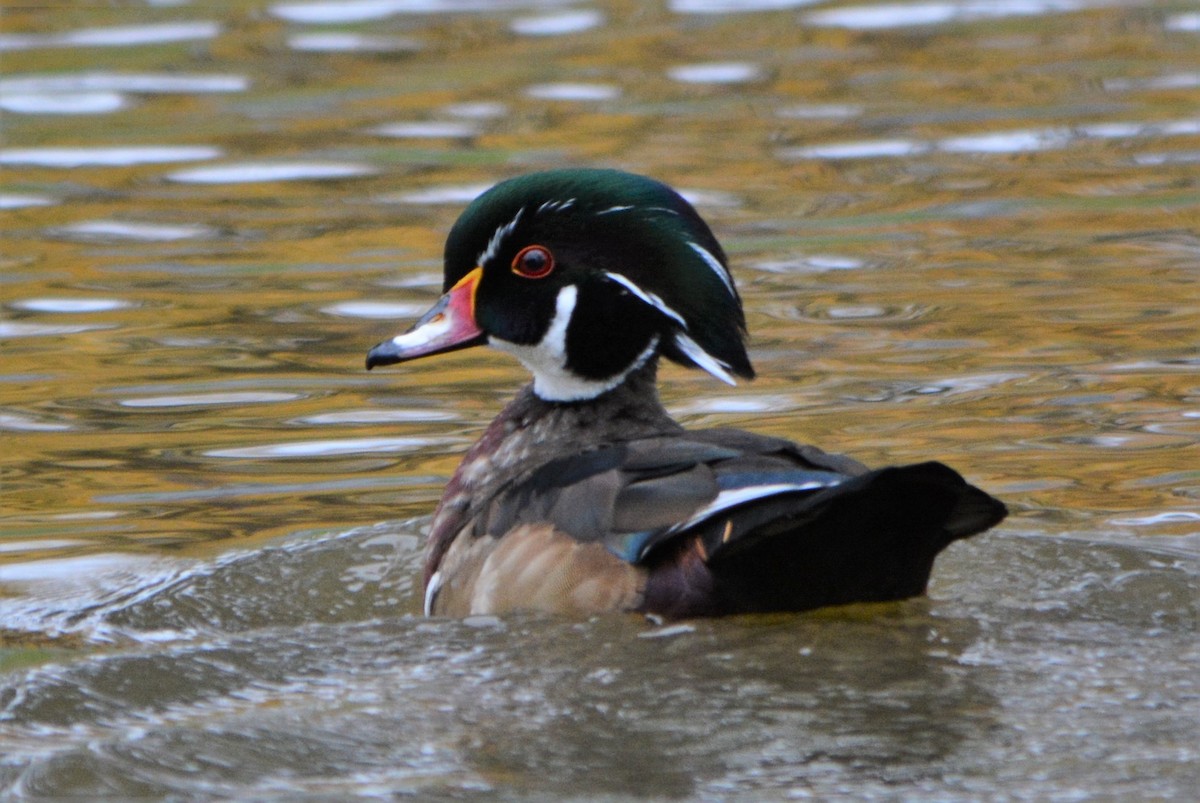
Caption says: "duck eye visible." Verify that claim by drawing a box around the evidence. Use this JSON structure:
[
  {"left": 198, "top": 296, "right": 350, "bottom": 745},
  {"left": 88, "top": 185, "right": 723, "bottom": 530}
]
[{"left": 511, "top": 245, "right": 555, "bottom": 279}]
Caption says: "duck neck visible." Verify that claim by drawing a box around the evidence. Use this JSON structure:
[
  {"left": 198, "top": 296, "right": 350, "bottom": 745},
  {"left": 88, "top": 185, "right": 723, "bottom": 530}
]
[{"left": 467, "top": 360, "right": 681, "bottom": 486}]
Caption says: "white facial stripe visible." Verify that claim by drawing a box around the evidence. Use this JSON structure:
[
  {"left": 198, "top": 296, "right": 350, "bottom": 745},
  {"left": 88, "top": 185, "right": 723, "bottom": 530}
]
[
  {"left": 490, "top": 285, "right": 591, "bottom": 401},
  {"left": 479, "top": 207, "right": 524, "bottom": 266},
  {"left": 603, "top": 272, "right": 687, "bottom": 328},
  {"left": 673, "top": 331, "right": 736, "bottom": 386},
  {"left": 687, "top": 241, "right": 736, "bottom": 297},
  {"left": 541, "top": 282, "right": 577, "bottom": 366},
  {"left": 490, "top": 286, "right": 661, "bottom": 402}
]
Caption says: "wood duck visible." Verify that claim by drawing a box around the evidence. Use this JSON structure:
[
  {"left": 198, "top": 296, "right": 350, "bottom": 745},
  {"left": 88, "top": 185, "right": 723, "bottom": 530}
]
[{"left": 367, "top": 168, "right": 1006, "bottom": 618}]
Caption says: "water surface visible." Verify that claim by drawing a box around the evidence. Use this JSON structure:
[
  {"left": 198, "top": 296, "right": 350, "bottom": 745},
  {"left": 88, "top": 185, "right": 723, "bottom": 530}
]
[{"left": 2, "top": 1, "right": 1198, "bottom": 798}]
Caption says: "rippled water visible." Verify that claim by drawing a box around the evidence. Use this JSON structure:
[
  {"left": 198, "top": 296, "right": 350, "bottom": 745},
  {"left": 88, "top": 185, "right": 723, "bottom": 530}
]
[{"left": 2, "top": 1, "right": 1198, "bottom": 798}]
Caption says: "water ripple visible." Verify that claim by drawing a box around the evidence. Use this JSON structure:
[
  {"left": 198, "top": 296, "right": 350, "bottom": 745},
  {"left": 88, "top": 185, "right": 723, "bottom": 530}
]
[
  {"left": 206, "top": 436, "right": 460, "bottom": 459},
  {"left": 0, "top": 21, "right": 220, "bottom": 51},
  {"left": 52, "top": 220, "right": 219, "bottom": 242},
  {"left": 118, "top": 392, "right": 303, "bottom": 409},
  {"left": 272, "top": 0, "right": 561, "bottom": 24},
  {"left": 783, "top": 118, "right": 1200, "bottom": 160},
  {"left": 525, "top": 83, "right": 621, "bottom": 101},
  {"left": 442, "top": 101, "right": 507, "bottom": 119},
  {"left": 0, "top": 194, "right": 56, "bottom": 209},
  {"left": 321, "top": 301, "right": 431, "bottom": 319},
  {"left": 0, "top": 321, "right": 116, "bottom": 338},
  {"left": 379, "top": 184, "right": 492, "bottom": 204},
  {"left": 511, "top": 10, "right": 604, "bottom": 36},
  {"left": 167, "top": 162, "right": 377, "bottom": 184},
  {"left": 670, "top": 0, "right": 821, "bottom": 11},
  {"left": 0, "top": 145, "right": 221, "bottom": 168},
  {"left": 805, "top": 0, "right": 1091, "bottom": 30},
  {"left": 1167, "top": 13, "right": 1200, "bottom": 31},
  {"left": 10, "top": 298, "right": 135, "bottom": 313},
  {"left": 0, "top": 92, "right": 127, "bottom": 115},
  {"left": 368, "top": 121, "right": 477, "bottom": 139},
  {"left": 0, "top": 72, "right": 249, "bottom": 94},
  {"left": 297, "top": 409, "right": 457, "bottom": 425},
  {"left": 0, "top": 413, "right": 74, "bottom": 432},
  {"left": 668, "top": 62, "right": 762, "bottom": 84},
  {"left": 752, "top": 255, "right": 868, "bottom": 273},
  {"left": 287, "top": 32, "right": 422, "bottom": 53}
]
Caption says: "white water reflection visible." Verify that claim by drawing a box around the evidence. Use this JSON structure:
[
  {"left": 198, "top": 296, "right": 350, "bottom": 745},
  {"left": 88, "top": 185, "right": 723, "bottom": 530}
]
[
  {"left": 668, "top": 62, "right": 761, "bottom": 84},
  {"left": 1104, "top": 73, "right": 1200, "bottom": 91},
  {"left": 272, "top": 0, "right": 575, "bottom": 24},
  {"left": 207, "top": 436, "right": 458, "bottom": 458},
  {"left": 379, "top": 184, "right": 491, "bottom": 204},
  {"left": 1112, "top": 512, "right": 1200, "bottom": 526},
  {"left": 119, "top": 392, "right": 302, "bottom": 409},
  {"left": 776, "top": 103, "right": 863, "bottom": 119},
  {"left": 368, "top": 121, "right": 477, "bottom": 139},
  {"left": 0, "top": 413, "right": 74, "bottom": 432},
  {"left": 53, "top": 220, "right": 218, "bottom": 242},
  {"left": 0, "top": 145, "right": 221, "bottom": 168},
  {"left": 0, "top": 21, "right": 220, "bottom": 50},
  {"left": 298, "top": 409, "right": 458, "bottom": 424},
  {"left": 0, "top": 322, "right": 116, "bottom": 338},
  {"left": 0, "top": 92, "right": 128, "bottom": 115},
  {"left": 672, "top": 394, "right": 801, "bottom": 415},
  {"left": 1168, "top": 13, "right": 1200, "bottom": 31},
  {"left": 0, "top": 553, "right": 168, "bottom": 585},
  {"left": 785, "top": 118, "right": 1200, "bottom": 160},
  {"left": 753, "top": 254, "right": 867, "bottom": 273},
  {"left": 0, "top": 193, "right": 55, "bottom": 209},
  {"left": 10, "top": 298, "right": 134, "bottom": 313},
  {"left": 287, "top": 32, "right": 422, "bottom": 52},
  {"left": 0, "top": 539, "right": 88, "bottom": 554},
  {"left": 805, "top": 0, "right": 1091, "bottom": 29},
  {"left": 939, "top": 129, "right": 1074, "bottom": 154},
  {"left": 442, "top": 101, "right": 507, "bottom": 119},
  {"left": 1134, "top": 151, "right": 1200, "bottom": 166},
  {"left": 511, "top": 10, "right": 604, "bottom": 36},
  {"left": 0, "top": 72, "right": 248, "bottom": 95},
  {"left": 526, "top": 83, "right": 621, "bottom": 101},
  {"left": 168, "top": 162, "right": 377, "bottom": 183},
  {"left": 322, "top": 301, "right": 431, "bottom": 318},
  {"left": 783, "top": 139, "right": 928, "bottom": 160},
  {"left": 670, "top": 0, "right": 820, "bottom": 11}
]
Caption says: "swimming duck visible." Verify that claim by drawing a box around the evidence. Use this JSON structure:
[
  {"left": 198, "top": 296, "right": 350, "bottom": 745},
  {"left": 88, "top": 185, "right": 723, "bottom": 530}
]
[{"left": 367, "top": 168, "right": 1005, "bottom": 618}]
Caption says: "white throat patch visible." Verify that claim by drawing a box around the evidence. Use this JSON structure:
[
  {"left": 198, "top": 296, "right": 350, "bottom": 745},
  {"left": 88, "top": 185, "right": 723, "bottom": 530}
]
[{"left": 489, "top": 285, "right": 656, "bottom": 402}]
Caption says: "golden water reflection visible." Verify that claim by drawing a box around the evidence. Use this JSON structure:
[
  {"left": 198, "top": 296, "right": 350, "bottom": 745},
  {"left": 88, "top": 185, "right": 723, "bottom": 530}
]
[{"left": 1, "top": 0, "right": 1198, "bottom": 798}]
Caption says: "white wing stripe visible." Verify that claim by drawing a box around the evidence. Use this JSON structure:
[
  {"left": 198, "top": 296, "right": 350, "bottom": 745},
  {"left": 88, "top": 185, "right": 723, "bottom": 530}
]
[{"left": 667, "top": 481, "right": 838, "bottom": 535}]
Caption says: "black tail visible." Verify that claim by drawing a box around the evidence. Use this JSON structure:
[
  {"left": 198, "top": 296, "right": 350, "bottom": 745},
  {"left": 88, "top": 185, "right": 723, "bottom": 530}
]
[{"left": 641, "top": 462, "right": 1006, "bottom": 618}]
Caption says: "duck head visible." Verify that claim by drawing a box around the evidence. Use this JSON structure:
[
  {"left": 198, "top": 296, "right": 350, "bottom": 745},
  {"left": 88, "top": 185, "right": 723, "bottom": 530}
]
[{"left": 366, "top": 168, "right": 754, "bottom": 401}]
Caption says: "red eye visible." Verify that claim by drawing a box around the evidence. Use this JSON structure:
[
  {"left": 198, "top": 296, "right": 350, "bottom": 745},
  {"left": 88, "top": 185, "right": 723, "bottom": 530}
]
[{"left": 511, "top": 245, "right": 555, "bottom": 279}]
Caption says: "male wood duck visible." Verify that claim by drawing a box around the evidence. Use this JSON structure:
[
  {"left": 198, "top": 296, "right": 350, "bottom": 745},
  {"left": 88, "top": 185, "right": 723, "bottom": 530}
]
[{"left": 367, "top": 168, "right": 1006, "bottom": 618}]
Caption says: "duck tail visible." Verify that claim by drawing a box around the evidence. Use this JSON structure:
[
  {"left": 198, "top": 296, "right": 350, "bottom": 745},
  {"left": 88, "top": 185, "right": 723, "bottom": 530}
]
[{"left": 640, "top": 461, "right": 1007, "bottom": 618}]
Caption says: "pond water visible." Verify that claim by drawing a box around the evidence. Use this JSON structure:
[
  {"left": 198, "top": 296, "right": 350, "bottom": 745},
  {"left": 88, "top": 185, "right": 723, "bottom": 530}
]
[{"left": 2, "top": 0, "right": 1198, "bottom": 798}]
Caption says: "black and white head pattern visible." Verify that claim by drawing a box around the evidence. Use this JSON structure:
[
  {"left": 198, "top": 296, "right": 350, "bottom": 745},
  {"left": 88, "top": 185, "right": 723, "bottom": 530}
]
[{"left": 442, "top": 169, "right": 755, "bottom": 402}]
